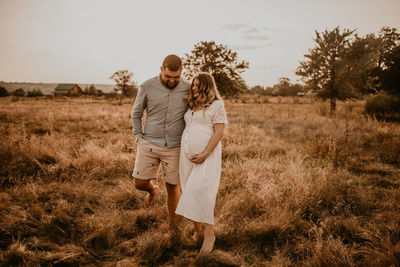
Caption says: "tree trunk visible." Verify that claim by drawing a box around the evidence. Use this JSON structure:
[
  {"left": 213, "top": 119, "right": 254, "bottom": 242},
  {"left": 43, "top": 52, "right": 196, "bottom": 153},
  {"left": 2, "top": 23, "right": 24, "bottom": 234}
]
[{"left": 330, "top": 98, "right": 336, "bottom": 115}]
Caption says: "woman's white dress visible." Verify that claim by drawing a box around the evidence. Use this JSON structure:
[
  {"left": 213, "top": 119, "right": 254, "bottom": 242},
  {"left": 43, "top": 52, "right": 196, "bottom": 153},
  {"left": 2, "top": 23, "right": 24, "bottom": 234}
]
[{"left": 175, "top": 100, "right": 228, "bottom": 225}]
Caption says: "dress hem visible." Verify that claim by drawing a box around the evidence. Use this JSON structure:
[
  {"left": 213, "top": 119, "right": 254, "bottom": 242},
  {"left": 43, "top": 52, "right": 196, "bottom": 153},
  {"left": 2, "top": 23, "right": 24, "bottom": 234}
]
[{"left": 175, "top": 211, "right": 214, "bottom": 225}]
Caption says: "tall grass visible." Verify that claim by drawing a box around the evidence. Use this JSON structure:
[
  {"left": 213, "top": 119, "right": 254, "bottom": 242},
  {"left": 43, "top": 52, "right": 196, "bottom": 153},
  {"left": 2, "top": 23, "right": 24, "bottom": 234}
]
[{"left": 0, "top": 96, "right": 399, "bottom": 266}]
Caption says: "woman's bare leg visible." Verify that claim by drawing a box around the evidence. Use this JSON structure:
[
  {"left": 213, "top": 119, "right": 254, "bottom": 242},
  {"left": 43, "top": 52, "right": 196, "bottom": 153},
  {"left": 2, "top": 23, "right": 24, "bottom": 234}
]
[{"left": 200, "top": 223, "right": 215, "bottom": 253}]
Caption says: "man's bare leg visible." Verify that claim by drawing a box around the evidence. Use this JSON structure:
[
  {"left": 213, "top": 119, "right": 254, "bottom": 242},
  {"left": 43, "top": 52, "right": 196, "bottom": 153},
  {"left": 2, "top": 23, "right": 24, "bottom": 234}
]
[
  {"left": 134, "top": 178, "right": 159, "bottom": 208},
  {"left": 165, "top": 182, "right": 180, "bottom": 232},
  {"left": 200, "top": 223, "right": 215, "bottom": 253}
]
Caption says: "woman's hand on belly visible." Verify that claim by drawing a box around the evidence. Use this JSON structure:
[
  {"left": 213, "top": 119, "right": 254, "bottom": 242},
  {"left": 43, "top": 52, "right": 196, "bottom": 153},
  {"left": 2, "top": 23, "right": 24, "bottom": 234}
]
[{"left": 190, "top": 152, "right": 209, "bottom": 164}]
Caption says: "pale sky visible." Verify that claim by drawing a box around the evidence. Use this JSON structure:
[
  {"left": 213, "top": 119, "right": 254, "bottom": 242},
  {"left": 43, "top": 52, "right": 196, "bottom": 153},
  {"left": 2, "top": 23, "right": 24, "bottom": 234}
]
[{"left": 1, "top": 0, "right": 399, "bottom": 87}]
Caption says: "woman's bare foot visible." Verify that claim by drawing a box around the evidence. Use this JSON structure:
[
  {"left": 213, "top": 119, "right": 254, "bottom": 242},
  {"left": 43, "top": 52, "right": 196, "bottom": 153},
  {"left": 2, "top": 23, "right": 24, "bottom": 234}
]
[
  {"left": 200, "top": 224, "right": 215, "bottom": 253},
  {"left": 200, "top": 233, "right": 215, "bottom": 253},
  {"left": 144, "top": 185, "right": 159, "bottom": 208}
]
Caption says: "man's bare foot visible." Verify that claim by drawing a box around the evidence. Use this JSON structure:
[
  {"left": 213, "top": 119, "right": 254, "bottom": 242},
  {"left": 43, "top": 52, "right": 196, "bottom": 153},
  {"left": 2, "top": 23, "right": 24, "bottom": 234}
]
[
  {"left": 200, "top": 232, "right": 215, "bottom": 253},
  {"left": 144, "top": 185, "right": 159, "bottom": 208}
]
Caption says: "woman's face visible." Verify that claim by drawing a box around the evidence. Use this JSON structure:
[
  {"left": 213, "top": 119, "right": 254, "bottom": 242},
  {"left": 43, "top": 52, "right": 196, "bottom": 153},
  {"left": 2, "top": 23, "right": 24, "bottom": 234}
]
[{"left": 192, "top": 79, "right": 200, "bottom": 98}]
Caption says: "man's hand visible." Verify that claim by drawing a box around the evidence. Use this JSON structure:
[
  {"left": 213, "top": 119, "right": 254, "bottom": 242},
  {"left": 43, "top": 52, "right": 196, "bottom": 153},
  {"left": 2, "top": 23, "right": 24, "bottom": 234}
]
[
  {"left": 190, "top": 152, "right": 208, "bottom": 164},
  {"left": 136, "top": 136, "right": 143, "bottom": 144}
]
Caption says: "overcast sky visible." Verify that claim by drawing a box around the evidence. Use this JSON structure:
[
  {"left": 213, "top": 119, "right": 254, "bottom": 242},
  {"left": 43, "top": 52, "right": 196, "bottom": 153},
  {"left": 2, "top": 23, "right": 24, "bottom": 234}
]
[{"left": 1, "top": 0, "right": 399, "bottom": 87}]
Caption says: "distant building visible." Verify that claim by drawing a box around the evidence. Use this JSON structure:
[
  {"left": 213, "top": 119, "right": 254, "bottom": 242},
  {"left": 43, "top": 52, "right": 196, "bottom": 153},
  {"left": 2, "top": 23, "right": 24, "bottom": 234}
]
[
  {"left": 53, "top": 84, "right": 83, "bottom": 96},
  {"left": 297, "top": 92, "right": 305, "bottom": 97}
]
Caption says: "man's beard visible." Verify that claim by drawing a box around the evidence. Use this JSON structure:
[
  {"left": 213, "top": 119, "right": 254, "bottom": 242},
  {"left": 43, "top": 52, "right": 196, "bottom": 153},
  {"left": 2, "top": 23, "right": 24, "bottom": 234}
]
[
  {"left": 160, "top": 73, "right": 180, "bottom": 89},
  {"left": 165, "top": 80, "right": 179, "bottom": 89}
]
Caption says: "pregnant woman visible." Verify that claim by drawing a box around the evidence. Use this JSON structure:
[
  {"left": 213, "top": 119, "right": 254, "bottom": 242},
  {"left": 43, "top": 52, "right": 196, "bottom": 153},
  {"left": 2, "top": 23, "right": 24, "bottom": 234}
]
[{"left": 175, "top": 72, "right": 228, "bottom": 253}]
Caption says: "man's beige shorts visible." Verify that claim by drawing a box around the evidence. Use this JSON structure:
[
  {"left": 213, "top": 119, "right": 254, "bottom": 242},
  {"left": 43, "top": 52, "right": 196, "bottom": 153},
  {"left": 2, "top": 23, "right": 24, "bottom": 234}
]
[{"left": 132, "top": 138, "right": 180, "bottom": 185}]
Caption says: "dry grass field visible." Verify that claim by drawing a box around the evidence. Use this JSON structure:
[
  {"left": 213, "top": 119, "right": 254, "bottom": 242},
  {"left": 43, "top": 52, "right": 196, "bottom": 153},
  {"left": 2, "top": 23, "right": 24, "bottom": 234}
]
[{"left": 0, "top": 96, "right": 399, "bottom": 266}]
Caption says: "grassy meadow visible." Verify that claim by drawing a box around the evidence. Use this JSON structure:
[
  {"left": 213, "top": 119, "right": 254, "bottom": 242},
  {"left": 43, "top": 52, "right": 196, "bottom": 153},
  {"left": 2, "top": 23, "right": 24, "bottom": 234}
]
[{"left": 0, "top": 95, "right": 399, "bottom": 266}]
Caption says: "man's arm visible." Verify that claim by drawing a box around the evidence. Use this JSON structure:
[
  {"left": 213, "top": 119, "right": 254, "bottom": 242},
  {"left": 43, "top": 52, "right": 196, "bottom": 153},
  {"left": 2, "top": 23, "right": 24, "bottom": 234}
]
[{"left": 131, "top": 86, "right": 147, "bottom": 142}]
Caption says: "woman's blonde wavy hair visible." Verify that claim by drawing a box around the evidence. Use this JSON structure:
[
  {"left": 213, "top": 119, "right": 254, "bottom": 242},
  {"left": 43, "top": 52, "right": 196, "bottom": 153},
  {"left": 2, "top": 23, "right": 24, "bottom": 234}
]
[{"left": 187, "top": 72, "right": 222, "bottom": 110}]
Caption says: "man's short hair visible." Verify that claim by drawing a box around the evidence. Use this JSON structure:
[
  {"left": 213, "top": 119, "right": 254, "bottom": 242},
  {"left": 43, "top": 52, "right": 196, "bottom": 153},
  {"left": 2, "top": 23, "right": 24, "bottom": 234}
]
[{"left": 162, "top": 54, "right": 182, "bottom": 71}]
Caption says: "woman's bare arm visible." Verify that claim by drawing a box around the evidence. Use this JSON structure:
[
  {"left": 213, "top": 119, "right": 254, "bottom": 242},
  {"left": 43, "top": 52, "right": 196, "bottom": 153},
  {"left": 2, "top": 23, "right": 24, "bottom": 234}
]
[{"left": 190, "top": 123, "right": 225, "bottom": 164}]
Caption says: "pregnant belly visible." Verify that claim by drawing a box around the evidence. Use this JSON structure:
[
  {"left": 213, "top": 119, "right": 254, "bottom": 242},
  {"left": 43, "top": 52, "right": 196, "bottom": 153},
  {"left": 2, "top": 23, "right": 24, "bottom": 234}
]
[{"left": 183, "top": 127, "right": 213, "bottom": 157}]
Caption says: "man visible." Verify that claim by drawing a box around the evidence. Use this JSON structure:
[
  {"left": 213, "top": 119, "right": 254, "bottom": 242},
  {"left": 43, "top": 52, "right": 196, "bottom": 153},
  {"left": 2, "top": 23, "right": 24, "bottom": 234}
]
[{"left": 131, "top": 54, "right": 190, "bottom": 233}]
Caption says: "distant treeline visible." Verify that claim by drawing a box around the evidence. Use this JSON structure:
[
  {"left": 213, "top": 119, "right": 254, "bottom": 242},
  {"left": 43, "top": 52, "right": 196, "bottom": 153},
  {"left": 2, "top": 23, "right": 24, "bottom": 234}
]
[
  {"left": 249, "top": 77, "right": 304, "bottom": 97},
  {"left": 0, "top": 82, "right": 115, "bottom": 95},
  {"left": 0, "top": 87, "right": 43, "bottom": 97},
  {"left": 0, "top": 85, "right": 117, "bottom": 97}
]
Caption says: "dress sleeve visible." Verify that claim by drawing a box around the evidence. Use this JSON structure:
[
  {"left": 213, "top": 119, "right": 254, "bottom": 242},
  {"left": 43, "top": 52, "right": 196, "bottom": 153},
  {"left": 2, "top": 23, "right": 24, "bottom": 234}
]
[{"left": 211, "top": 101, "right": 228, "bottom": 124}]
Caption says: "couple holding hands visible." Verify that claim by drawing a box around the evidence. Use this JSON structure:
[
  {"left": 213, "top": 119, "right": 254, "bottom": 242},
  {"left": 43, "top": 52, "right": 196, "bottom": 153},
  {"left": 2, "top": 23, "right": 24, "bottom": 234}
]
[{"left": 131, "top": 54, "right": 228, "bottom": 253}]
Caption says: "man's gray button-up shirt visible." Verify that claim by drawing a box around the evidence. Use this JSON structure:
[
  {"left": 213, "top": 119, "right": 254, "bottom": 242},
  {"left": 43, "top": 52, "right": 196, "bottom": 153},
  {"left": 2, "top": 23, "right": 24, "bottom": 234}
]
[{"left": 131, "top": 76, "right": 190, "bottom": 148}]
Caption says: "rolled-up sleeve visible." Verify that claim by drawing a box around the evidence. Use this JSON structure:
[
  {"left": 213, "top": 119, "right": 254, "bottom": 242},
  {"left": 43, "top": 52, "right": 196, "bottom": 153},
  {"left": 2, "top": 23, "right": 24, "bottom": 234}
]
[{"left": 131, "top": 85, "right": 147, "bottom": 142}]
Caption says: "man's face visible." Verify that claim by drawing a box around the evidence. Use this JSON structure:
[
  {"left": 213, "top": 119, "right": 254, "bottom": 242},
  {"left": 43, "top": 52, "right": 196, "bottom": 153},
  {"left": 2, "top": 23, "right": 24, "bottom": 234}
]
[{"left": 160, "top": 67, "right": 181, "bottom": 89}]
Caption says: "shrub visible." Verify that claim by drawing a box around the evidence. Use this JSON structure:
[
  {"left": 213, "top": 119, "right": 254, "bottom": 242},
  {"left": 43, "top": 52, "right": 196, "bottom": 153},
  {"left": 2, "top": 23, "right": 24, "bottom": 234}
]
[
  {"left": 0, "top": 86, "right": 9, "bottom": 97},
  {"left": 27, "top": 88, "right": 43, "bottom": 97},
  {"left": 12, "top": 88, "right": 25, "bottom": 97},
  {"left": 365, "top": 92, "right": 400, "bottom": 121}
]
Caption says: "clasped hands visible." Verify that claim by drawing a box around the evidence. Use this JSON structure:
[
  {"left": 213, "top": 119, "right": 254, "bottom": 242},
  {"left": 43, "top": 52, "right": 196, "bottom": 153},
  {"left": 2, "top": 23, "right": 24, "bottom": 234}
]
[{"left": 190, "top": 152, "right": 209, "bottom": 164}]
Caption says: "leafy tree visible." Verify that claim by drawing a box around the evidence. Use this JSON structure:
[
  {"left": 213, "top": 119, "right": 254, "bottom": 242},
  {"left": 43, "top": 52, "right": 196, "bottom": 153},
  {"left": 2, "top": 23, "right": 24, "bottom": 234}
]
[
  {"left": 97, "top": 89, "right": 104, "bottom": 96},
  {"left": 84, "top": 84, "right": 98, "bottom": 95},
  {"left": 266, "top": 77, "right": 303, "bottom": 96},
  {"left": 183, "top": 41, "right": 249, "bottom": 97},
  {"left": 0, "top": 86, "right": 9, "bottom": 97},
  {"left": 296, "top": 27, "right": 357, "bottom": 113},
  {"left": 249, "top": 85, "right": 266, "bottom": 95},
  {"left": 370, "top": 27, "right": 400, "bottom": 96},
  {"left": 275, "top": 77, "right": 291, "bottom": 96},
  {"left": 366, "top": 45, "right": 400, "bottom": 120},
  {"left": 376, "top": 27, "right": 400, "bottom": 69},
  {"left": 345, "top": 34, "right": 382, "bottom": 95},
  {"left": 13, "top": 88, "right": 25, "bottom": 97},
  {"left": 110, "top": 70, "right": 138, "bottom": 97},
  {"left": 27, "top": 88, "right": 43, "bottom": 97},
  {"left": 124, "top": 84, "right": 139, "bottom": 97},
  {"left": 278, "top": 77, "right": 290, "bottom": 85},
  {"left": 249, "top": 78, "right": 303, "bottom": 96},
  {"left": 379, "top": 45, "right": 400, "bottom": 96},
  {"left": 361, "top": 27, "right": 400, "bottom": 120}
]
